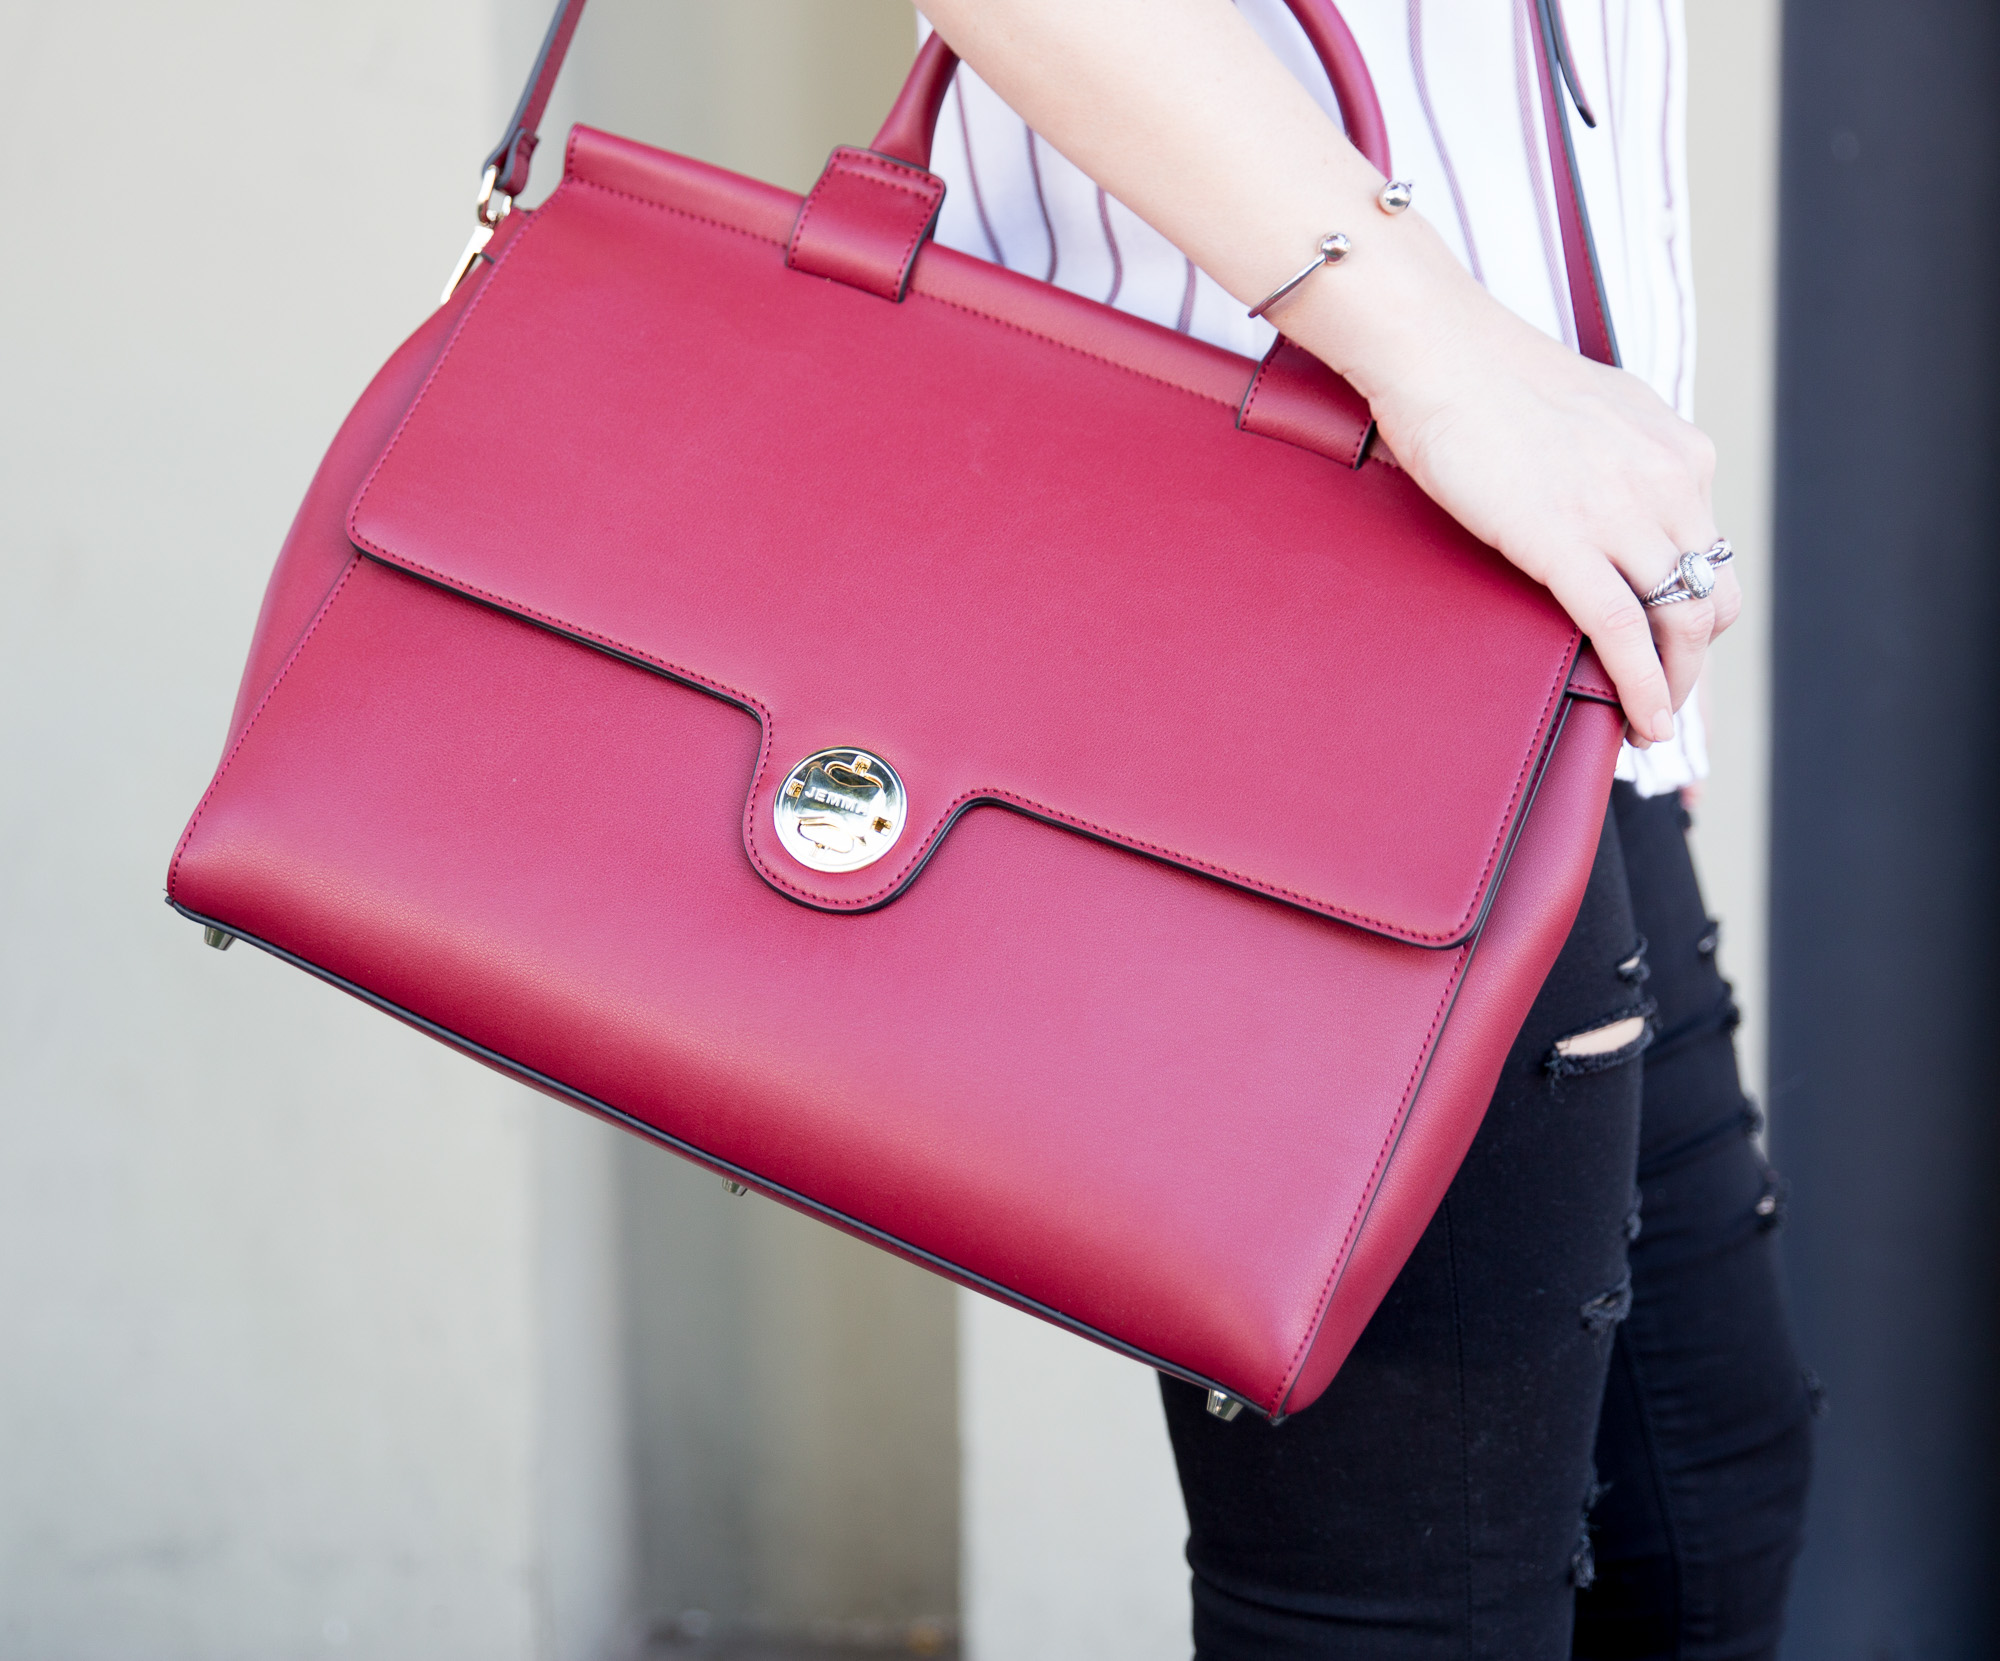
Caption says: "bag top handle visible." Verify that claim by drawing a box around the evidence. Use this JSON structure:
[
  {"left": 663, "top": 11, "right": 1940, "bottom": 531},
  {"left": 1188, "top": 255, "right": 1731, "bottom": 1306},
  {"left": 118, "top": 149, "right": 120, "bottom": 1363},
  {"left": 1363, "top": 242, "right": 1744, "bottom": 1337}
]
[
  {"left": 869, "top": 0, "right": 1389, "bottom": 178},
  {"left": 475, "top": 0, "right": 1614, "bottom": 366}
]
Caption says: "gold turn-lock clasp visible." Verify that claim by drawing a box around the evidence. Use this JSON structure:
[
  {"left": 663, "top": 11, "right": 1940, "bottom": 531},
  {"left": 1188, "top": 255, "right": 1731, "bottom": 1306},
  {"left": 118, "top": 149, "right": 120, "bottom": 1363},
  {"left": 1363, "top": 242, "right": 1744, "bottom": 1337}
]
[{"left": 774, "top": 748, "right": 908, "bottom": 875}]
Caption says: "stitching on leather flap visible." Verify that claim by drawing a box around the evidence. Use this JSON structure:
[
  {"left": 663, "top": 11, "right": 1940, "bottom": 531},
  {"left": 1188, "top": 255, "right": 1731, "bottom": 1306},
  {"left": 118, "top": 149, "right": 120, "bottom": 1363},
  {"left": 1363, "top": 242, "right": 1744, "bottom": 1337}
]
[
  {"left": 346, "top": 165, "right": 1580, "bottom": 949},
  {"left": 351, "top": 496, "right": 1580, "bottom": 945}
]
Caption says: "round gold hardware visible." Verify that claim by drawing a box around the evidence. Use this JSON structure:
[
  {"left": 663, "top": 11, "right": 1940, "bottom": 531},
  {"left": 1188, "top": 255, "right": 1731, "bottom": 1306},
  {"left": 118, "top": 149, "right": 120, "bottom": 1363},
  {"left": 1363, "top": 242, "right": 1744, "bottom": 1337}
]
[{"left": 773, "top": 748, "right": 908, "bottom": 874}]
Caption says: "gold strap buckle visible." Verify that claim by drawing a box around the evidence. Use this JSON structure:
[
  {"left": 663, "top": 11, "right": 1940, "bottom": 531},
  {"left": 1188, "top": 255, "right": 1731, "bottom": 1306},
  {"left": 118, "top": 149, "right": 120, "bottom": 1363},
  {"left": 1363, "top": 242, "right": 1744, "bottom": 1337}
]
[{"left": 440, "top": 165, "right": 515, "bottom": 305}]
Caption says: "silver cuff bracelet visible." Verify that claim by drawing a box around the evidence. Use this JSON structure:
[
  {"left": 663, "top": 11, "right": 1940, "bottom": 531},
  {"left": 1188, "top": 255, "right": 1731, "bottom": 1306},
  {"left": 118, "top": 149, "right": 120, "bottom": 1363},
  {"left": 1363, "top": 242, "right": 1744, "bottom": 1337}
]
[{"left": 1248, "top": 233, "right": 1351, "bottom": 320}]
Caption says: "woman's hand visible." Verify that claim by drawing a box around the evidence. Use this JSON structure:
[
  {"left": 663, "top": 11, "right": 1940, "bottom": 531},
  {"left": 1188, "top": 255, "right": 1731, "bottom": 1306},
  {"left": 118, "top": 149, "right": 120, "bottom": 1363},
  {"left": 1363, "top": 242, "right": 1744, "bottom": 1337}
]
[
  {"left": 919, "top": 0, "right": 1741, "bottom": 740},
  {"left": 1285, "top": 258, "right": 1739, "bottom": 744}
]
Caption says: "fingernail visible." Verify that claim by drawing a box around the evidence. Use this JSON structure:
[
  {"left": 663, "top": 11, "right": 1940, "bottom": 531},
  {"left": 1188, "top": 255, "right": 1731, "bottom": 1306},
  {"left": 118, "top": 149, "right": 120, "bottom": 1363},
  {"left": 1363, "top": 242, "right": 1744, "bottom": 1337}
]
[{"left": 1650, "top": 712, "right": 1675, "bottom": 743}]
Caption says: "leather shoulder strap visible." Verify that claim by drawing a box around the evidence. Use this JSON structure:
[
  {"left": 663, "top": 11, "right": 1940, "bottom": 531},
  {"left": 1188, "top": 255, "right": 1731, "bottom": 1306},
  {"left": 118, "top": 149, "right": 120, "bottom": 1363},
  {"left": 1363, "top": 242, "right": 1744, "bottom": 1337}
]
[
  {"left": 1530, "top": 0, "right": 1619, "bottom": 365},
  {"left": 484, "top": 0, "right": 588, "bottom": 198}
]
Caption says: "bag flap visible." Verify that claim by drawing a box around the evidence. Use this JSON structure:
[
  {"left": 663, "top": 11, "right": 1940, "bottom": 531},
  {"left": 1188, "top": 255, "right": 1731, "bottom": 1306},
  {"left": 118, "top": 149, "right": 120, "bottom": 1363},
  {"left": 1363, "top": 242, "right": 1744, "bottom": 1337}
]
[{"left": 348, "top": 127, "right": 1583, "bottom": 948}]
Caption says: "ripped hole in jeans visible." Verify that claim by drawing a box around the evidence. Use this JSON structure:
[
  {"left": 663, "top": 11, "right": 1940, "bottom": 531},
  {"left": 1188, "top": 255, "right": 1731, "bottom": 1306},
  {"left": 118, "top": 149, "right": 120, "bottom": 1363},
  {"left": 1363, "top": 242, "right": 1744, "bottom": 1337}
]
[
  {"left": 1555, "top": 1015, "right": 1648, "bottom": 1058},
  {"left": 1546, "top": 1002, "right": 1656, "bottom": 1078}
]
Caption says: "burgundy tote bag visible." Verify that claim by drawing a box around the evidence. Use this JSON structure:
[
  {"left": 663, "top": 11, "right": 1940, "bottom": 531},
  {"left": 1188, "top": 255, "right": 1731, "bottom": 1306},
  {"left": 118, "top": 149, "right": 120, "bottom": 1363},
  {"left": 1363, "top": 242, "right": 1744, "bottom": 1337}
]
[{"left": 168, "top": 0, "right": 1625, "bottom": 1420}]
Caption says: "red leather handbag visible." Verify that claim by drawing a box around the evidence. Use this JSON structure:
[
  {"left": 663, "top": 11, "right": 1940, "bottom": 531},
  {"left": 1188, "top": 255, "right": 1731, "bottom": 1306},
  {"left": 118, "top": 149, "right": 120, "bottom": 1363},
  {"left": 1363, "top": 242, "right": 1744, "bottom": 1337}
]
[{"left": 169, "top": 0, "right": 1624, "bottom": 1420}]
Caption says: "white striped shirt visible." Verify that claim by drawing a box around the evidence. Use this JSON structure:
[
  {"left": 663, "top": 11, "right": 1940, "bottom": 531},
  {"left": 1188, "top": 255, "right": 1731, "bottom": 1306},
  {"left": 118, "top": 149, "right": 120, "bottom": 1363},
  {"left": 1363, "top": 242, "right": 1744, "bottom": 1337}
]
[{"left": 924, "top": 0, "right": 1705, "bottom": 796}]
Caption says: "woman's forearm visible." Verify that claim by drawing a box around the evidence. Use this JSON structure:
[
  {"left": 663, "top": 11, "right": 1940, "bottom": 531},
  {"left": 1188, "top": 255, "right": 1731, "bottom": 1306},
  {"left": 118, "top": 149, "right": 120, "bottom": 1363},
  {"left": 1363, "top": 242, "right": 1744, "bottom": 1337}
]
[
  {"left": 916, "top": 0, "right": 1474, "bottom": 400},
  {"left": 918, "top": 0, "right": 1736, "bottom": 746}
]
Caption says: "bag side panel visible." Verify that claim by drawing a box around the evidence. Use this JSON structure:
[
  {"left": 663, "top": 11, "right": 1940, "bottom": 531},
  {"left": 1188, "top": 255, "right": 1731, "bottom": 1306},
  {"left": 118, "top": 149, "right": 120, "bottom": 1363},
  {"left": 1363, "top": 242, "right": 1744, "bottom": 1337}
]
[
  {"left": 1279, "top": 694, "right": 1625, "bottom": 1414},
  {"left": 220, "top": 222, "right": 522, "bottom": 753}
]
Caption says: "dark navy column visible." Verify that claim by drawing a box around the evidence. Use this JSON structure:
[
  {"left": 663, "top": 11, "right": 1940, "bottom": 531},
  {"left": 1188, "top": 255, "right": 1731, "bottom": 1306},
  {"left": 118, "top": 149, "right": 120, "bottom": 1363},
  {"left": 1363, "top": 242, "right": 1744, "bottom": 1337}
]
[{"left": 1772, "top": 1, "right": 2000, "bottom": 1654}]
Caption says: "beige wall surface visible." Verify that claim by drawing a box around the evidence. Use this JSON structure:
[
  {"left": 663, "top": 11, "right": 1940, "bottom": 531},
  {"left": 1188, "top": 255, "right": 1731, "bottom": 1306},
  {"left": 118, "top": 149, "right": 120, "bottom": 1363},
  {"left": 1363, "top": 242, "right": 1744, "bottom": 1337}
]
[
  {"left": 1683, "top": 0, "right": 1782, "bottom": 1108},
  {"left": 526, "top": 0, "right": 920, "bottom": 198},
  {"left": 618, "top": 1156, "right": 958, "bottom": 1635},
  {"left": 959, "top": 1298, "right": 1189, "bottom": 1661},
  {"left": 0, "top": 4, "right": 634, "bottom": 1657}
]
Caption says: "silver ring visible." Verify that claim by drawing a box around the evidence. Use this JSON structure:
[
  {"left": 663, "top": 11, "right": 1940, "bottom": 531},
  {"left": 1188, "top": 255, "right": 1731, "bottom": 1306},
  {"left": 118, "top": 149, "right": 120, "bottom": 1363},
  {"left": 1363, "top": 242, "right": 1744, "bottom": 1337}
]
[{"left": 1642, "top": 538, "right": 1734, "bottom": 608}]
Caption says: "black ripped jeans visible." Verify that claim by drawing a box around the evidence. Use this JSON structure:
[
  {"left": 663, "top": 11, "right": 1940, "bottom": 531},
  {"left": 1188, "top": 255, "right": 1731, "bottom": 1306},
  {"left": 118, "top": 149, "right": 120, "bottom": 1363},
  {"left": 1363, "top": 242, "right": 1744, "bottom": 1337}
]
[{"left": 1161, "top": 784, "right": 1815, "bottom": 1659}]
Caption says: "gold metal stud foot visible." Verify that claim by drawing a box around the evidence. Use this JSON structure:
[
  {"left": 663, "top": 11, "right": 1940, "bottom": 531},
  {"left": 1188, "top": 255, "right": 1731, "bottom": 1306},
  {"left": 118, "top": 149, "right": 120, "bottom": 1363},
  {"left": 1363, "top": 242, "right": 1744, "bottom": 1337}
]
[
  {"left": 723, "top": 1180, "right": 749, "bottom": 1197},
  {"left": 1205, "top": 1390, "right": 1245, "bottom": 1421},
  {"left": 202, "top": 927, "right": 235, "bottom": 951}
]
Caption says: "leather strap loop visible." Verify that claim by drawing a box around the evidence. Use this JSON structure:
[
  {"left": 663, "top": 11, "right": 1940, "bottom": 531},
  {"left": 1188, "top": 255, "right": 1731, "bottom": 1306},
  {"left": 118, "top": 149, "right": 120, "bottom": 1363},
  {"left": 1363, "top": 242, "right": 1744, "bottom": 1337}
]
[
  {"left": 786, "top": 146, "right": 948, "bottom": 300},
  {"left": 1236, "top": 340, "right": 1377, "bottom": 469}
]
